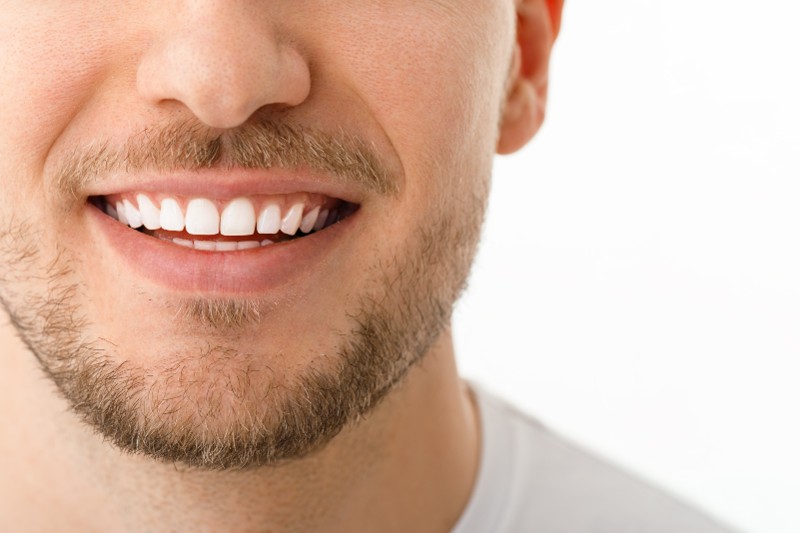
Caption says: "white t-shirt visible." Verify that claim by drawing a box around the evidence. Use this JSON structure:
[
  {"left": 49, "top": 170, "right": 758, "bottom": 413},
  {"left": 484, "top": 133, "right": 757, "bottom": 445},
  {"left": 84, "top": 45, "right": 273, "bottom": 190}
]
[{"left": 452, "top": 385, "right": 735, "bottom": 533}]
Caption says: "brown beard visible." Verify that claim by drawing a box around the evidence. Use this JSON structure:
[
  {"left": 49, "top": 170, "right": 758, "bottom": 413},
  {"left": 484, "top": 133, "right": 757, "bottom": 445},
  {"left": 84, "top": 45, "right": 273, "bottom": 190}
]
[{"left": 0, "top": 181, "right": 485, "bottom": 472}]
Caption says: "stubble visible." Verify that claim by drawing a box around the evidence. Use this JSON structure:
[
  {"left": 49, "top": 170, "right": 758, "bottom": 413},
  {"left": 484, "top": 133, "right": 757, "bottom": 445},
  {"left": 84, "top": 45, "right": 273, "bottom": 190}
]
[{"left": 0, "top": 119, "right": 486, "bottom": 470}]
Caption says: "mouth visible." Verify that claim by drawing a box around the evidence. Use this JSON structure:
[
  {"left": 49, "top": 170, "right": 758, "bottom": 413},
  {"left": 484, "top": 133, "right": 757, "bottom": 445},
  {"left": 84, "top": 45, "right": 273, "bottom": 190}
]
[
  {"left": 85, "top": 186, "right": 363, "bottom": 294},
  {"left": 89, "top": 192, "right": 359, "bottom": 252}
]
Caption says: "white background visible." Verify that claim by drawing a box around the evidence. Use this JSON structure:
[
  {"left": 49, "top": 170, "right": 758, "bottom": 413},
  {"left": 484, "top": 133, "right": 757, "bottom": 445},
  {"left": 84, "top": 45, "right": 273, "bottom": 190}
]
[{"left": 454, "top": 1, "right": 800, "bottom": 532}]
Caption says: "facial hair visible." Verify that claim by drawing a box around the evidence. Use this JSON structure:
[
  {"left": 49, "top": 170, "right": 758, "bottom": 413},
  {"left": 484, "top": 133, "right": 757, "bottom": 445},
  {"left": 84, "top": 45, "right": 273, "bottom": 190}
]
[{"left": 0, "top": 119, "right": 486, "bottom": 470}]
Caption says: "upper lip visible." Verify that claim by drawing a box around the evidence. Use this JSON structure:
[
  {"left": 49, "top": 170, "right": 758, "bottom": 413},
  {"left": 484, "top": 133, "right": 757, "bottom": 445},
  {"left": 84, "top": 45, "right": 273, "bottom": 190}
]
[{"left": 83, "top": 167, "right": 367, "bottom": 204}]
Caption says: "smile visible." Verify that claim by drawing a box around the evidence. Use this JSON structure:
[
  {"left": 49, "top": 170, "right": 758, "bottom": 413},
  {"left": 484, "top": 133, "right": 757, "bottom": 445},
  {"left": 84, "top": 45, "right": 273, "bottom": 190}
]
[
  {"left": 91, "top": 192, "right": 358, "bottom": 252},
  {"left": 83, "top": 172, "right": 365, "bottom": 294}
]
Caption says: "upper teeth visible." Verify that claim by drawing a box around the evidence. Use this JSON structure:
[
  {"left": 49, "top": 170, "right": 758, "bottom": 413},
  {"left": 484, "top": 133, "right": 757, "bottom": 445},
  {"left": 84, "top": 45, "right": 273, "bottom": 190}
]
[{"left": 108, "top": 193, "right": 335, "bottom": 237}]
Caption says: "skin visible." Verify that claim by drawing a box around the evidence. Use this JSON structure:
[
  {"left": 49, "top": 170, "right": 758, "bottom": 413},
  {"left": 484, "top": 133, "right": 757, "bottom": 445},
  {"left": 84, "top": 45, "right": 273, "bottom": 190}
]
[{"left": 0, "top": 0, "right": 561, "bottom": 531}]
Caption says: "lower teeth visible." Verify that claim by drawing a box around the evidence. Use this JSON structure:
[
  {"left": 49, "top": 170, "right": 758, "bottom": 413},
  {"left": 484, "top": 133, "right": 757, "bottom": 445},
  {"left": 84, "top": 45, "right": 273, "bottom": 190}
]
[{"left": 167, "top": 237, "right": 274, "bottom": 252}]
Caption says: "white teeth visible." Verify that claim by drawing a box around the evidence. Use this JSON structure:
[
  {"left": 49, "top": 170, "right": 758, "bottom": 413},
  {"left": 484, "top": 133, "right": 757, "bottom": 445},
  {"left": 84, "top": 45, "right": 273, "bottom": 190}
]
[
  {"left": 185, "top": 198, "right": 220, "bottom": 236},
  {"left": 193, "top": 240, "right": 217, "bottom": 251},
  {"left": 261, "top": 238, "right": 274, "bottom": 246},
  {"left": 160, "top": 198, "right": 185, "bottom": 231},
  {"left": 214, "top": 241, "right": 239, "bottom": 252},
  {"left": 123, "top": 199, "right": 143, "bottom": 228},
  {"left": 172, "top": 238, "right": 194, "bottom": 249},
  {"left": 237, "top": 241, "right": 261, "bottom": 250},
  {"left": 112, "top": 193, "right": 338, "bottom": 237},
  {"left": 115, "top": 201, "right": 129, "bottom": 225},
  {"left": 281, "top": 203, "right": 304, "bottom": 235},
  {"left": 220, "top": 197, "right": 256, "bottom": 236},
  {"left": 314, "top": 209, "right": 329, "bottom": 231},
  {"left": 190, "top": 239, "right": 266, "bottom": 252},
  {"left": 300, "top": 206, "right": 320, "bottom": 234},
  {"left": 137, "top": 194, "right": 161, "bottom": 230},
  {"left": 256, "top": 203, "right": 281, "bottom": 234}
]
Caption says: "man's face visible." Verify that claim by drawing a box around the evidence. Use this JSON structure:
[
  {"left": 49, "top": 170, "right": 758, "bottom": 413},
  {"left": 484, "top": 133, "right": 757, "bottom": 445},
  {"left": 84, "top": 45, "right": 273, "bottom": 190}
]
[{"left": 0, "top": 2, "right": 516, "bottom": 468}]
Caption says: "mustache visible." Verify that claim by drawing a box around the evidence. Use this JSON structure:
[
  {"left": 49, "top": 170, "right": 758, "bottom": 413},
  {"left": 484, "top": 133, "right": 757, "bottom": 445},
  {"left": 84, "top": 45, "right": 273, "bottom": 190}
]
[{"left": 54, "top": 118, "right": 397, "bottom": 199}]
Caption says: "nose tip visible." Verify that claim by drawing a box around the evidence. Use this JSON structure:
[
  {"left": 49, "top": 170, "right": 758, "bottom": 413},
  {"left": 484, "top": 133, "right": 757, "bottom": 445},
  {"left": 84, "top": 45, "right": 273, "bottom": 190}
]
[{"left": 136, "top": 22, "right": 311, "bottom": 129}]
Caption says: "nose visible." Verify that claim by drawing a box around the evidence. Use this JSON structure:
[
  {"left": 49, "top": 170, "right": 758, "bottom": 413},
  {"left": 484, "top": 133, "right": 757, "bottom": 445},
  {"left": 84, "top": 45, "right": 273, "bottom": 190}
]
[{"left": 136, "top": 2, "right": 311, "bottom": 129}]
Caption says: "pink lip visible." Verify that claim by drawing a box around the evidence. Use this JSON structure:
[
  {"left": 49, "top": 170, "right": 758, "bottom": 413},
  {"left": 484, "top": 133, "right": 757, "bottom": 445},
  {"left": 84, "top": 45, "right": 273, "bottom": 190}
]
[
  {"left": 86, "top": 199, "right": 358, "bottom": 294},
  {"left": 83, "top": 167, "right": 368, "bottom": 203}
]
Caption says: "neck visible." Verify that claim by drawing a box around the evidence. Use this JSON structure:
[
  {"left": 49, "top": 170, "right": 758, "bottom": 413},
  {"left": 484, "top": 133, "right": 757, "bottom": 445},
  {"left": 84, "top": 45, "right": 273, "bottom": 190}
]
[{"left": 0, "top": 316, "right": 479, "bottom": 532}]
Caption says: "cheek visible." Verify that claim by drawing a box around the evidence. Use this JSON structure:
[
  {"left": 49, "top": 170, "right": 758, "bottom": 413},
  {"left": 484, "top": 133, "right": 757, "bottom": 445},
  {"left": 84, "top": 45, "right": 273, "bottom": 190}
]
[
  {"left": 367, "top": 25, "right": 504, "bottom": 146},
  {"left": 318, "top": 3, "right": 514, "bottom": 210},
  {"left": 0, "top": 7, "right": 132, "bottom": 210}
]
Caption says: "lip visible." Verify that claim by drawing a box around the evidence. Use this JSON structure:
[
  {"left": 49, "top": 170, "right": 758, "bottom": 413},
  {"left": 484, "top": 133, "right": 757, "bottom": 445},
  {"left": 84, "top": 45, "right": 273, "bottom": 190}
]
[
  {"left": 86, "top": 197, "right": 358, "bottom": 294},
  {"left": 83, "top": 167, "right": 368, "bottom": 204}
]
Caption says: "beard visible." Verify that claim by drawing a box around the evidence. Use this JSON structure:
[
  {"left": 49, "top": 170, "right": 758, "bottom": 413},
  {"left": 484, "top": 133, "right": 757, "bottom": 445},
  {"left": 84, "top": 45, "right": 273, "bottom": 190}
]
[{"left": 0, "top": 187, "right": 484, "bottom": 470}]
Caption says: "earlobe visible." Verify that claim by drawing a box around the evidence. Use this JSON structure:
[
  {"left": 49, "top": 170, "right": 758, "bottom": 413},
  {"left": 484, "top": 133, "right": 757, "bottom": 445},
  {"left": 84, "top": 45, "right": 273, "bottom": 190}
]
[{"left": 496, "top": 0, "right": 562, "bottom": 155}]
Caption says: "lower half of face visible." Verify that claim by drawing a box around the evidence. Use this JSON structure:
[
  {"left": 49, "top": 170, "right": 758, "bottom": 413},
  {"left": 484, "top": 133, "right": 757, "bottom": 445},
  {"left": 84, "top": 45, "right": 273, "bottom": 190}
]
[
  {"left": 0, "top": 0, "right": 513, "bottom": 470},
  {"left": 0, "top": 159, "right": 491, "bottom": 469}
]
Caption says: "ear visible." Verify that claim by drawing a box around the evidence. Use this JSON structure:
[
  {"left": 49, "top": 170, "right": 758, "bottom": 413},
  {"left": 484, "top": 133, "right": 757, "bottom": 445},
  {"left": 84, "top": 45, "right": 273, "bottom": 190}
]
[{"left": 497, "top": 0, "right": 563, "bottom": 155}]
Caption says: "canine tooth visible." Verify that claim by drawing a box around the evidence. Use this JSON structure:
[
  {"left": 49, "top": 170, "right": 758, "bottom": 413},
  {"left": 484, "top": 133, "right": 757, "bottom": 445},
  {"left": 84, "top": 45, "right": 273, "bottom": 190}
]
[
  {"left": 160, "top": 198, "right": 185, "bottom": 231},
  {"left": 256, "top": 203, "right": 281, "bottom": 234},
  {"left": 115, "top": 201, "right": 129, "bottom": 225},
  {"left": 237, "top": 241, "right": 261, "bottom": 250},
  {"left": 300, "top": 206, "right": 320, "bottom": 233},
  {"left": 214, "top": 241, "right": 239, "bottom": 252},
  {"left": 193, "top": 240, "right": 217, "bottom": 251},
  {"left": 104, "top": 202, "right": 118, "bottom": 220},
  {"left": 281, "top": 203, "right": 304, "bottom": 235},
  {"left": 137, "top": 194, "right": 161, "bottom": 230},
  {"left": 172, "top": 238, "right": 194, "bottom": 249},
  {"left": 314, "top": 209, "right": 328, "bottom": 231},
  {"left": 123, "top": 199, "right": 143, "bottom": 228},
  {"left": 185, "top": 198, "right": 220, "bottom": 235},
  {"left": 221, "top": 198, "right": 256, "bottom": 236}
]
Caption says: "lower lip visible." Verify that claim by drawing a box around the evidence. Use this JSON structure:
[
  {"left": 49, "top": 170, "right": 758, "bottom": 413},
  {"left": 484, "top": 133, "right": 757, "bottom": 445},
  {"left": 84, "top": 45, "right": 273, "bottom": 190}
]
[{"left": 86, "top": 202, "right": 356, "bottom": 294}]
